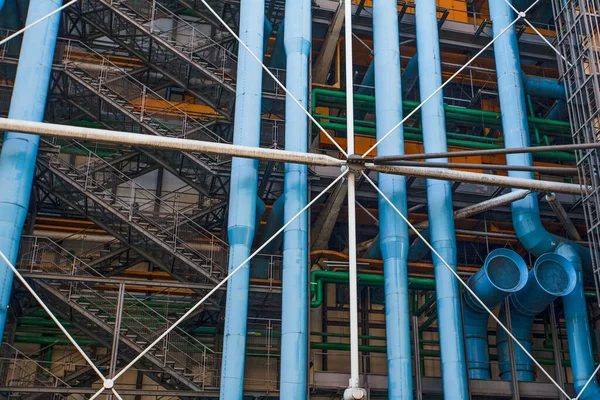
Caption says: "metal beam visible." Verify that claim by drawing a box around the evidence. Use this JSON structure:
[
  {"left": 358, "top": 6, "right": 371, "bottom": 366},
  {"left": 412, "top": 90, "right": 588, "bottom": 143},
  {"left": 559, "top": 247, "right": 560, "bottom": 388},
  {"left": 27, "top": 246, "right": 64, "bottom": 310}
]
[
  {"left": 311, "top": 180, "right": 348, "bottom": 250},
  {"left": 0, "top": 118, "right": 342, "bottom": 167},
  {"left": 313, "top": 1, "right": 345, "bottom": 84}
]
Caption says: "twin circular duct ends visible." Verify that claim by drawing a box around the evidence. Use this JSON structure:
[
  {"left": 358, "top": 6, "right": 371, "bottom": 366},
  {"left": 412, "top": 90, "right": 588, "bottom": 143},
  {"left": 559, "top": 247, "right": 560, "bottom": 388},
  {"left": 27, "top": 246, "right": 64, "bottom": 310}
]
[{"left": 463, "top": 249, "right": 576, "bottom": 380}]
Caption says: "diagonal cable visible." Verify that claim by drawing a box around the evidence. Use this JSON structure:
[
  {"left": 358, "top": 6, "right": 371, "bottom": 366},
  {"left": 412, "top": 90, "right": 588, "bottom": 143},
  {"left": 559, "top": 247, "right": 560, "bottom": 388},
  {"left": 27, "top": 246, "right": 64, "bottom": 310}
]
[
  {"left": 0, "top": 251, "right": 106, "bottom": 383},
  {"left": 109, "top": 170, "right": 349, "bottom": 382},
  {"left": 575, "top": 361, "right": 600, "bottom": 399},
  {"left": 361, "top": 1, "right": 538, "bottom": 158},
  {"left": 197, "top": 0, "right": 348, "bottom": 158},
  {"left": 522, "top": 19, "right": 573, "bottom": 67},
  {"left": 89, "top": 386, "right": 105, "bottom": 400},
  {"left": 0, "top": 0, "right": 78, "bottom": 46},
  {"left": 503, "top": 0, "right": 572, "bottom": 67},
  {"left": 360, "top": 170, "right": 573, "bottom": 399}
]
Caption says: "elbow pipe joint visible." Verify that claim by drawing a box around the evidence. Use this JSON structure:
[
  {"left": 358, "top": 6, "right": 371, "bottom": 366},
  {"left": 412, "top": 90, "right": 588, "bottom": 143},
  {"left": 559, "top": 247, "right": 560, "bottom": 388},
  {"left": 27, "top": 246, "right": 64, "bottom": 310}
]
[
  {"left": 463, "top": 249, "right": 528, "bottom": 379},
  {"left": 498, "top": 253, "right": 576, "bottom": 381}
]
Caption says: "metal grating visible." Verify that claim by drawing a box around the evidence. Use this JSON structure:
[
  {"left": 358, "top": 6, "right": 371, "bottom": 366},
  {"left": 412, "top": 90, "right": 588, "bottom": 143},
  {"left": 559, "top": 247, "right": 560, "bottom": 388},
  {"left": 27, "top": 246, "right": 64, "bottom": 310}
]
[{"left": 552, "top": 0, "right": 600, "bottom": 301}]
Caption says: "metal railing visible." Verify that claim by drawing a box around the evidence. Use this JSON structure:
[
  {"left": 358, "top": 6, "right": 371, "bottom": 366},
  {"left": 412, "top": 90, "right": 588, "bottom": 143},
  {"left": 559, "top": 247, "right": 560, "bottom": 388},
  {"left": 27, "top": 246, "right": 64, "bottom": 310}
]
[{"left": 45, "top": 141, "right": 229, "bottom": 279}]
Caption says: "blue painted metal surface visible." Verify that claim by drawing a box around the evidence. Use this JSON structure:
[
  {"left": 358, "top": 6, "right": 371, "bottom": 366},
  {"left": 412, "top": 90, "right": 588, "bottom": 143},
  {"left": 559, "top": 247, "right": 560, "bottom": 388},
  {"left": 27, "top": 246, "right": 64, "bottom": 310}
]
[
  {"left": 219, "top": 0, "right": 265, "bottom": 396},
  {"left": 556, "top": 244, "right": 600, "bottom": 399},
  {"left": 0, "top": 0, "right": 61, "bottom": 340},
  {"left": 416, "top": 1, "right": 468, "bottom": 397},
  {"left": 373, "top": 1, "right": 412, "bottom": 398},
  {"left": 489, "top": 0, "right": 591, "bottom": 265},
  {"left": 521, "top": 70, "right": 565, "bottom": 99},
  {"left": 279, "top": 0, "right": 311, "bottom": 396},
  {"left": 497, "top": 254, "right": 576, "bottom": 381},
  {"left": 463, "top": 249, "right": 528, "bottom": 379},
  {"left": 402, "top": 55, "right": 419, "bottom": 98},
  {"left": 261, "top": 195, "right": 284, "bottom": 254},
  {"left": 270, "top": 21, "right": 285, "bottom": 69}
]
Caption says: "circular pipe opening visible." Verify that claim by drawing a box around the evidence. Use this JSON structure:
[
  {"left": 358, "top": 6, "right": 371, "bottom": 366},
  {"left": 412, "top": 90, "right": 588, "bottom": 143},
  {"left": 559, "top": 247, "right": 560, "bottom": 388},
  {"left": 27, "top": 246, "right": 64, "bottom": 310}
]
[
  {"left": 534, "top": 254, "right": 576, "bottom": 297},
  {"left": 485, "top": 249, "right": 528, "bottom": 293}
]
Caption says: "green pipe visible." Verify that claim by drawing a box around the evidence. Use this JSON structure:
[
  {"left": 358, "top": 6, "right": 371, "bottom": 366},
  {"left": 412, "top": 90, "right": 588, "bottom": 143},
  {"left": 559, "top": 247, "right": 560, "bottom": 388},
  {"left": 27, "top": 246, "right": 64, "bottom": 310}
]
[
  {"left": 13, "top": 335, "right": 98, "bottom": 346},
  {"left": 312, "top": 88, "right": 572, "bottom": 131},
  {"left": 316, "top": 120, "right": 575, "bottom": 162},
  {"left": 310, "top": 270, "right": 597, "bottom": 308},
  {"left": 310, "top": 270, "right": 435, "bottom": 308},
  {"left": 309, "top": 341, "right": 568, "bottom": 366},
  {"left": 18, "top": 317, "right": 73, "bottom": 328}
]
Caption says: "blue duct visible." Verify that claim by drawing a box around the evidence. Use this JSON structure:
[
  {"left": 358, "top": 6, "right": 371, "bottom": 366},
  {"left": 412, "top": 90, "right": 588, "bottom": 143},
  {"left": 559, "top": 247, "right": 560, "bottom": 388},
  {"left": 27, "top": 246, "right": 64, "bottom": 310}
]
[
  {"left": 279, "top": 0, "right": 310, "bottom": 396},
  {"left": 547, "top": 99, "right": 569, "bottom": 121},
  {"left": 488, "top": 0, "right": 591, "bottom": 266},
  {"left": 219, "top": 0, "right": 265, "bottom": 397},
  {"left": 372, "top": 1, "right": 412, "bottom": 398},
  {"left": 0, "top": 0, "right": 61, "bottom": 339},
  {"left": 521, "top": 70, "right": 565, "bottom": 99},
  {"left": 270, "top": 21, "right": 285, "bottom": 69},
  {"left": 497, "top": 254, "right": 576, "bottom": 381},
  {"left": 357, "top": 61, "right": 375, "bottom": 96},
  {"left": 556, "top": 244, "right": 600, "bottom": 399},
  {"left": 489, "top": 1, "right": 599, "bottom": 393},
  {"left": 402, "top": 55, "right": 419, "bottom": 98},
  {"left": 463, "top": 249, "right": 528, "bottom": 379},
  {"left": 260, "top": 195, "right": 284, "bottom": 254},
  {"left": 415, "top": 1, "right": 468, "bottom": 397}
]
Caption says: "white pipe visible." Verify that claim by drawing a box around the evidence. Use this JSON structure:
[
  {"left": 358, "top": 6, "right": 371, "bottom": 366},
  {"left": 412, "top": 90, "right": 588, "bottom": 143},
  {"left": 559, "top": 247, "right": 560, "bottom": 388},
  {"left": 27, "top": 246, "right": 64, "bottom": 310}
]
[{"left": 0, "top": 118, "right": 343, "bottom": 167}]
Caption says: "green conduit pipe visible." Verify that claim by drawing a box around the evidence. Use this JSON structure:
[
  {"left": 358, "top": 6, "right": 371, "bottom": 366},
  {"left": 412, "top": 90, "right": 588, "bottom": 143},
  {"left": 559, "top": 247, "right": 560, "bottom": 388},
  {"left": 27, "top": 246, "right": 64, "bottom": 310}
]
[
  {"left": 312, "top": 88, "right": 572, "bottom": 132},
  {"left": 314, "top": 120, "right": 575, "bottom": 163},
  {"left": 309, "top": 270, "right": 436, "bottom": 308},
  {"left": 6, "top": 333, "right": 572, "bottom": 367},
  {"left": 309, "top": 270, "right": 596, "bottom": 308}
]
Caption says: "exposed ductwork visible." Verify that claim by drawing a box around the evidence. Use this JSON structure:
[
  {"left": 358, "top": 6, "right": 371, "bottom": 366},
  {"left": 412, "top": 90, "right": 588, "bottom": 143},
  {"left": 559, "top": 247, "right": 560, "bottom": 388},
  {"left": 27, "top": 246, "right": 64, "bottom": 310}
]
[
  {"left": 0, "top": 0, "right": 62, "bottom": 340},
  {"left": 463, "top": 249, "right": 528, "bottom": 380},
  {"left": 372, "top": 1, "right": 412, "bottom": 397},
  {"left": 219, "top": 0, "right": 266, "bottom": 396},
  {"left": 279, "top": 0, "right": 311, "bottom": 396},
  {"left": 416, "top": 0, "right": 468, "bottom": 397},
  {"left": 497, "top": 254, "right": 576, "bottom": 380}
]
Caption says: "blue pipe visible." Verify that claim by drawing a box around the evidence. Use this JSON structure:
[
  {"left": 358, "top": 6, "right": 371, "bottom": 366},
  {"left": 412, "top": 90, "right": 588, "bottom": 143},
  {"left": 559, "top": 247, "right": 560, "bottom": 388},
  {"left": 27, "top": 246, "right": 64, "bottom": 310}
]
[
  {"left": 488, "top": 0, "right": 591, "bottom": 267},
  {"left": 219, "top": 0, "right": 265, "bottom": 397},
  {"left": 463, "top": 249, "right": 528, "bottom": 379},
  {"left": 260, "top": 195, "right": 284, "bottom": 254},
  {"left": 373, "top": 1, "right": 412, "bottom": 398},
  {"left": 416, "top": 1, "right": 468, "bottom": 398},
  {"left": 279, "top": 0, "right": 310, "bottom": 397},
  {"left": 357, "top": 61, "right": 375, "bottom": 96},
  {"left": 521, "top": 70, "right": 565, "bottom": 99},
  {"left": 489, "top": 1, "right": 599, "bottom": 391},
  {"left": 547, "top": 99, "right": 569, "bottom": 121},
  {"left": 497, "top": 254, "right": 576, "bottom": 381},
  {"left": 270, "top": 21, "right": 285, "bottom": 69},
  {"left": 556, "top": 244, "right": 600, "bottom": 399},
  {"left": 402, "top": 55, "right": 420, "bottom": 98},
  {"left": 0, "top": 0, "right": 61, "bottom": 340}
]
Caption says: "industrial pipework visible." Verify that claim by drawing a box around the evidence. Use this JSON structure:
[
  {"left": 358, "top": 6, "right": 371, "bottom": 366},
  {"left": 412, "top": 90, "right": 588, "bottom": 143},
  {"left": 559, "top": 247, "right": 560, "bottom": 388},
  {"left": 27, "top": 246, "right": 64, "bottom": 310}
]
[
  {"left": 463, "top": 249, "right": 528, "bottom": 379},
  {"left": 555, "top": 244, "right": 600, "bottom": 399},
  {"left": 219, "top": 0, "right": 265, "bottom": 397},
  {"left": 416, "top": 0, "right": 468, "bottom": 397},
  {"left": 489, "top": 1, "right": 600, "bottom": 395},
  {"left": 280, "top": 0, "right": 311, "bottom": 396},
  {"left": 0, "top": 0, "right": 62, "bottom": 340},
  {"left": 372, "top": 1, "right": 412, "bottom": 398},
  {"left": 497, "top": 254, "right": 576, "bottom": 380}
]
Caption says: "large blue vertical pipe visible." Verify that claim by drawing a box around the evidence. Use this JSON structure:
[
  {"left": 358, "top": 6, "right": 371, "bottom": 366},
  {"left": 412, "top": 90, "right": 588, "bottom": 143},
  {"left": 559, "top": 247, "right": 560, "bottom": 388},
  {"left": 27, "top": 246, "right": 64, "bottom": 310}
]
[
  {"left": 463, "top": 249, "right": 528, "bottom": 379},
  {"left": 497, "top": 254, "right": 576, "bottom": 381},
  {"left": 219, "top": 0, "right": 265, "bottom": 397},
  {"left": 487, "top": 0, "right": 592, "bottom": 263},
  {"left": 0, "top": 0, "right": 62, "bottom": 339},
  {"left": 489, "top": 0, "right": 599, "bottom": 392},
  {"left": 279, "top": 0, "right": 310, "bottom": 397},
  {"left": 415, "top": 1, "right": 468, "bottom": 398},
  {"left": 555, "top": 244, "right": 600, "bottom": 399},
  {"left": 372, "top": 2, "right": 412, "bottom": 398}
]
